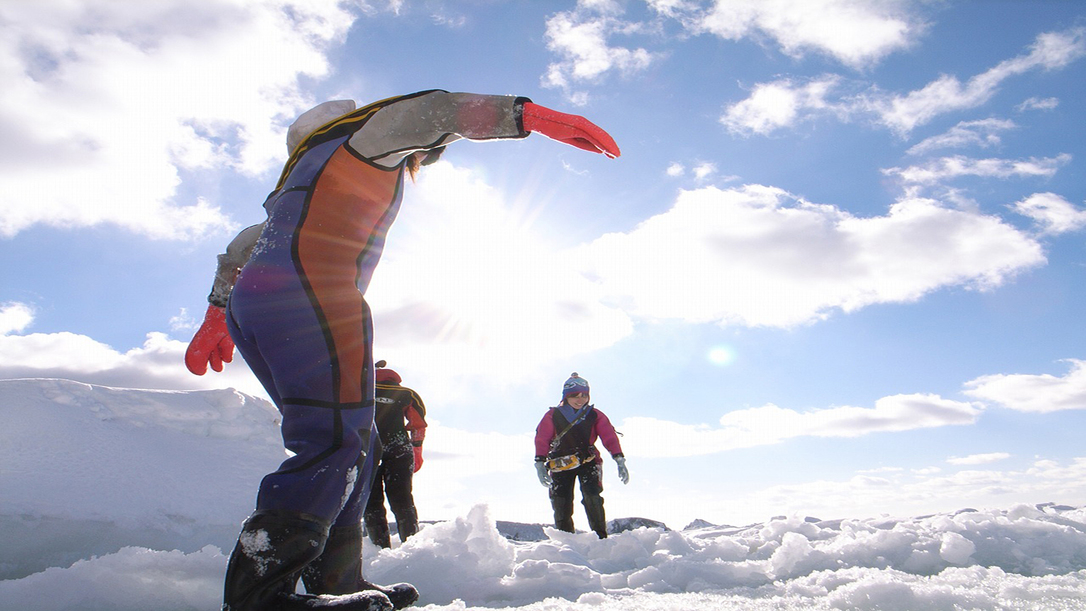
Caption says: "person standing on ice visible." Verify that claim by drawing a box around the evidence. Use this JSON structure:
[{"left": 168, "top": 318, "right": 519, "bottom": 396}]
[
  {"left": 364, "top": 360, "right": 427, "bottom": 549},
  {"left": 534, "top": 373, "right": 629, "bottom": 539},
  {"left": 184, "top": 90, "right": 620, "bottom": 611}
]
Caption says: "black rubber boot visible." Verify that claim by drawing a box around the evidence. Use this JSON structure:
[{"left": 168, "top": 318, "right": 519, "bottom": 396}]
[
  {"left": 302, "top": 523, "right": 419, "bottom": 609},
  {"left": 392, "top": 507, "right": 419, "bottom": 543},
  {"left": 583, "top": 494, "right": 608, "bottom": 539},
  {"left": 364, "top": 511, "right": 393, "bottom": 549},
  {"left": 551, "top": 494, "right": 576, "bottom": 533},
  {"left": 222, "top": 511, "right": 393, "bottom": 611}
]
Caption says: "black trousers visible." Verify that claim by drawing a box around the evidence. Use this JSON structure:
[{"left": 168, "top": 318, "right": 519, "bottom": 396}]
[
  {"left": 548, "top": 459, "right": 607, "bottom": 538},
  {"left": 363, "top": 441, "right": 418, "bottom": 547}
]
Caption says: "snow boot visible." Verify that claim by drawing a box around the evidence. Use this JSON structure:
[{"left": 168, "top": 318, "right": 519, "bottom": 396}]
[
  {"left": 364, "top": 512, "right": 393, "bottom": 549},
  {"left": 302, "top": 522, "right": 419, "bottom": 609},
  {"left": 583, "top": 494, "right": 608, "bottom": 539},
  {"left": 551, "top": 494, "right": 576, "bottom": 533},
  {"left": 222, "top": 511, "right": 393, "bottom": 611},
  {"left": 392, "top": 507, "right": 419, "bottom": 542}
]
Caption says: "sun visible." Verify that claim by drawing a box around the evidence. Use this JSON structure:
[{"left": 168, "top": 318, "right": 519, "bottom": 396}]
[{"left": 707, "top": 346, "right": 736, "bottom": 367}]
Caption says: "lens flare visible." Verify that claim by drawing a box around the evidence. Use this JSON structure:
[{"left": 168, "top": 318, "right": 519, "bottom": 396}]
[{"left": 707, "top": 346, "right": 736, "bottom": 367}]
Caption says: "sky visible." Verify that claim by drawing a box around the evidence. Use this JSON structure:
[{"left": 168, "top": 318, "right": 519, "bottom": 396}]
[
  {"left": 2, "top": 0, "right": 1086, "bottom": 529},
  {"left": 5, "top": 377, "right": 1086, "bottom": 611}
]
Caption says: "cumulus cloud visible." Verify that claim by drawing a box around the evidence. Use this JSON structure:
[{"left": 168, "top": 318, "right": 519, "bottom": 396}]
[
  {"left": 964, "top": 359, "right": 1086, "bottom": 413},
  {"left": 0, "top": 0, "right": 358, "bottom": 239},
  {"left": 0, "top": 302, "right": 34, "bottom": 335},
  {"left": 573, "top": 184, "right": 1045, "bottom": 328},
  {"left": 542, "top": 1, "right": 657, "bottom": 103},
  {"left": 621, "top": 392, "right": 983, "bottom": 458},
  {"left": 693, "top": 0, "right": 924, "bottom": 69},
  {"left": 0, "top": 302, "right": 266, "bottom": 396},
  {"left": 721, "top": 76, "right": 841, "bottom": 136},
  {"left": 1010, "top": 192, "right": 1086, "bottom": 235}
]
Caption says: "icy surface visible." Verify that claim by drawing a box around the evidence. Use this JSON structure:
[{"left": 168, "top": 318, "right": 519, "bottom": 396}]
[{"left": 3, "top": 378, "right": 1086, "bottom": 610}]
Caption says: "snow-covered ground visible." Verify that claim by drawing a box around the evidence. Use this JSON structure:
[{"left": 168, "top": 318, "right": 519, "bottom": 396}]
[{"left": 3, "top": 378, "right": 1086, "bottom": 611}]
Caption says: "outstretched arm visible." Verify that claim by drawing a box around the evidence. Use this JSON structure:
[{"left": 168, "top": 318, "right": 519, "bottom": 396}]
[{"left": 348, "top": 91, "right": 620, "bottom": 166}]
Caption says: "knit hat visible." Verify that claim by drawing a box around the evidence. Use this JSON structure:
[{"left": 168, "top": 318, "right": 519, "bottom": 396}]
[
  {"left": 375, "top": 360, "right": 401, "bottom": 384},
  {"left": 286, "top": 99, "right": 357, "bottom": 153},
  {"left": 562, "top": 372, "right": 590, "bottom": 400}
]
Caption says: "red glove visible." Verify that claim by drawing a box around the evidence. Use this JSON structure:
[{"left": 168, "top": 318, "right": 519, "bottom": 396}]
[
  {"left": 185, "top": 305, "right": 234, "bottom": 375},
  {"left": 521, "top": 102, "right": 620, "bottom": 159},
  {"left": 413, "top": 445, "right": 424, "bottom": 473}
]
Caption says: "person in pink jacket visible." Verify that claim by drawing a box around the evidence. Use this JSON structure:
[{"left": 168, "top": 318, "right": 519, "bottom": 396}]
[{"left": 533, "top": 373, "right": 629, "bottom": 538}]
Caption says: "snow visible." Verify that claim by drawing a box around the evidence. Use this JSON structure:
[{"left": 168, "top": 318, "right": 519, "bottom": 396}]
[{"left": 4, "top": 378, "right": 1086, "bottom": 610}]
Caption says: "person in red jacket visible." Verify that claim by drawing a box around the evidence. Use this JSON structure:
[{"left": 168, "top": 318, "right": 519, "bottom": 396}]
[
  {"left": 534, "top": 373, "right": 629, "bottom": 538},
  {"left": 184, "top": 91, "right": 619, "bottom": 611},
  {"left": 366, "top": 361, "right": 427, "bottom": 548}
]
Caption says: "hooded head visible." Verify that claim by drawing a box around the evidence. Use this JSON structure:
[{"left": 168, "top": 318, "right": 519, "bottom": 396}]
[
  {"left": 562, "top": 372, "right": 590, "bottom": 402},
  {"left": 286, "top": 99, "right": 357, "bottom": 153},
  {"left": 375, "top": 359, "right": 401, "bottom": 384}
]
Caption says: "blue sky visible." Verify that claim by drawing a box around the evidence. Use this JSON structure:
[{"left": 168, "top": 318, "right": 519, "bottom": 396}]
[{"left": 3, "top": 0, "right": 1086, "bottom": 528}]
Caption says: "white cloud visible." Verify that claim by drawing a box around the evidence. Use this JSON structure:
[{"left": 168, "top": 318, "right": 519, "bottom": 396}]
[
  {"left": 964, "top": 359, "right": 1086, "bottom": 413},
  {"left": 694, "top": 0, "right": 924, "bottom": 69},
  {"left": 574, "top": 184, "right": 1045, "bottom": 328},
  {"left": 0, "top": 327, "right": 267, "bottom": 397},
  {"left": 906, "top": 119, "right": 1017, "bottom": 156},
  {"left": 883, "top": 154, "right": 1072, "bottom": 187},
  {"left": 947, "top": 453, "right": 1011, "bottom": 466},
  {"left": 1017, "top": 97, "right": 1059, "bottom": 112},
  {"left": 542, "top": 2, "right": 657, "bottom": 103},
  {"left": 621, "top": 392, "right": 982, "bottom": 458},
  {"left": 721, "top": 76, "right": 841, "bottom": 136},
  {"left": 866, "top": 27, "right": 1085, "bottom": 135},
  {"left": 692, "top": 161, "right": 717, "bottom": 180},
  {"left": 734, "top": 457, "right": 1086, "bottom": 522},
  {"left": 0, "top": 0, "right": 358, "bottom": 239},
  {"left": 0, "top": 303, "right": 266, "bottom": 395},
  {"left": 0, "top": 302, "right": 34, "bottom": 335},
  {"left": 723, "top": 28, "right": 1085, "bottom": 138},
  {"left": 666, "top": 161, "right": 737, "bottom": 183},
  {"left": 1010, "top": 192, "right": 1086, "bottom": 235}
]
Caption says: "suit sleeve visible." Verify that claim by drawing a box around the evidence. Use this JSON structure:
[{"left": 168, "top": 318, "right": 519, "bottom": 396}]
[
  {"left": 207, "top": 222, "right": 265, "bottom": 307},
  {"left": 347, "top": 91, "right": 529, "bottom": 168},
  {"left": 534, "top": 410, "right": 556, "bottom": 460},
  {"left": 594, "top": 410, "right": 624, "bottom": 458},
  {"left": 404, "top": 388, "right": 427, "bottom": 446}
]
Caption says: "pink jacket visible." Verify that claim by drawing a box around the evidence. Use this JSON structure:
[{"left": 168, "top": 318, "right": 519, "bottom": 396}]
[{"left": 534, "top": 406, "right": 623, "bottom": 460}]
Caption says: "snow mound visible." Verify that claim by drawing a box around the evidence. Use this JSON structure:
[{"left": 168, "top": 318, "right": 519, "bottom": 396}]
[{"left": 0, "top": 378, "right": 284, "bottom": 579}]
